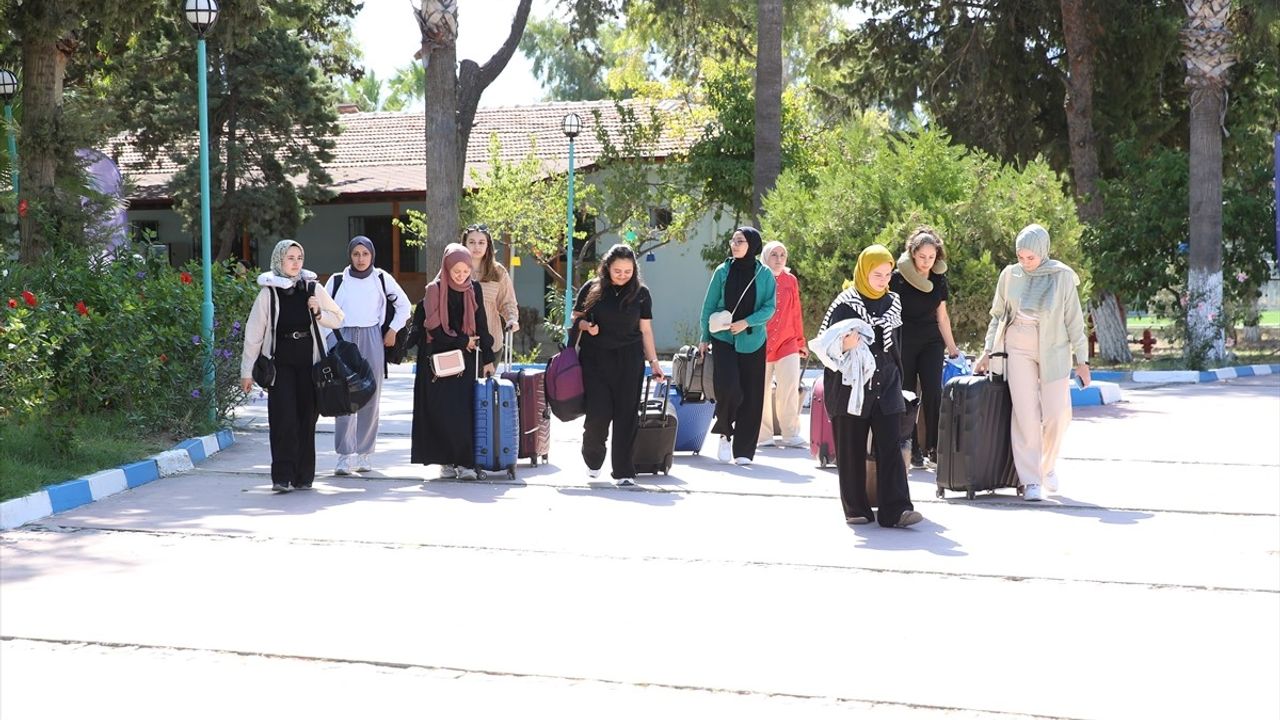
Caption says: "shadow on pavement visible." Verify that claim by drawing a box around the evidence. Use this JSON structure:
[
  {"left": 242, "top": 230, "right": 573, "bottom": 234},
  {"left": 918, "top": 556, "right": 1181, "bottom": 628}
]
[
  {"left": 556, "top": 486, "right": 683, "bottom": 506},
  {"left": 847, "top": 518, "right": 967, "bottom": 557}
]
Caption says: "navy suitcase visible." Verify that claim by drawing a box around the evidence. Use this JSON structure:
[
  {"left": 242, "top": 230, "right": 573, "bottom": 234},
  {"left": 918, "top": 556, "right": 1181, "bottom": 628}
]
[
  {"left": 935, "top": 372, "right": 1019, "bottom": 499},
  {"left": 632, "top": 378, "right": 678, "bottom": 475},
  {"left": 474, "top": 375, "right": 518, "bottom": 480}
]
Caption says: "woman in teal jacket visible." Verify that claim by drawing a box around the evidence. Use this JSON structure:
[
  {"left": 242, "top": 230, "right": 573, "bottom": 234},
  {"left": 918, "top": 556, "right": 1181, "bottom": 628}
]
[{"left": 698, "top": 227, "right": 776, "bottom": 465}]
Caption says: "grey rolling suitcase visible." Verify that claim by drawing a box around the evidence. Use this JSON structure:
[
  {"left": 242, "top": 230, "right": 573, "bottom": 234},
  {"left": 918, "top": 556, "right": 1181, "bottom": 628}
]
[
  {"left": 935, "top": 369, "right": 1020, "bottom": 499},
  {"left": 632, "top": 378, "right": 678, "bottom": 475}
]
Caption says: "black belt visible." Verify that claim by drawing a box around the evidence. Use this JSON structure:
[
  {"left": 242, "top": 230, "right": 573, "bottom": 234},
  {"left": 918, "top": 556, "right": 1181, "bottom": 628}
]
[{"left": 284, "top": 330, "right": 311, "bottom": 340}]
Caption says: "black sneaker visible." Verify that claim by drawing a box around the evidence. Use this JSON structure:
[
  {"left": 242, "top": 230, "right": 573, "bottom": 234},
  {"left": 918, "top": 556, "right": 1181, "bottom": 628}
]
[{"left": 909, "top": 451, "right": 925, "bottom": 469}]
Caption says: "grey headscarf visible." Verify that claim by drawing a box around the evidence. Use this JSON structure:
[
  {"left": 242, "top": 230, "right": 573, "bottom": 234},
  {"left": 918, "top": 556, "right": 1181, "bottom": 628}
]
[
  {"left": 347, "top": 235, "right": 376, "bottom": 279},
  {"left": 1011, "top": 224, "right": 1077, "bottom": 312},
  {"left": 270, "top": 240, "right": 304, "bottom": 280}
]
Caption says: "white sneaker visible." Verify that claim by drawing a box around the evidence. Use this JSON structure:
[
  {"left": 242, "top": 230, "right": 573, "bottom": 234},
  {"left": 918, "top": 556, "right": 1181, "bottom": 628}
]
[
  {"left": 439, "top": 465, "right": 458, "bottom": 479},
  {"left": 334, "top": 455, "right": 352, "bottom": 476},
  {"left": 782, "top": 436, "right": 808, "bottom": 449},
  {"left": 1023, "top": 484, "right": 1043, "bottom": 502},
  {"left": 615, "top": 477, "right": 636, "bottom": 487},
  {"left": 758, "top": 437, "right": 776, "bottom": 448},
  {"left": 1044, "top": 472, "right": 1059, "bottom": 493},
  {"left": 587, "top": 467, "right": 601, "bottom": 479},
  {"left": 718, "top": 437, "right": 733, "bottom": 463},
  {"left": 456, "top": 467, "right": 478, "bottom": 481},
  {"left": 354, "top": 454, "right": 372, "bottom": 472},
  {"left": 734, "top": 457, "right": 752, "bottom": 466}
]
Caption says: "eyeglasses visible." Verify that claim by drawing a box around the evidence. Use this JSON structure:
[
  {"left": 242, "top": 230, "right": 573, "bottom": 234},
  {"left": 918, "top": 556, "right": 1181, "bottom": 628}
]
[{"left": 729, "top": 238, "right": 748, "bottom": 246}]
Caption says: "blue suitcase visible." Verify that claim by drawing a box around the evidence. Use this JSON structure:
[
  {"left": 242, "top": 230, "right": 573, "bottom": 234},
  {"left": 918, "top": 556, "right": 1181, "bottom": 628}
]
[
  {"left": 474, "top": 376, "right": 518, "bottom": 480},
  {"left": 668, "top": 386, "right": 716, "bottom": 453}
]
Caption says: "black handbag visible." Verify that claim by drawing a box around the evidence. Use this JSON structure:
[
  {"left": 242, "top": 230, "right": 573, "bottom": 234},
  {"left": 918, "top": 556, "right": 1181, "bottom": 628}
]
[
  {"left": 311, "top": 320, "right": 377, "bottom": 417},
  {"left": 388, "top": 301, "right": 425, "bottom": 364},
  {"left": 251, "top": 288, "right": 277, "bottom": 389}
]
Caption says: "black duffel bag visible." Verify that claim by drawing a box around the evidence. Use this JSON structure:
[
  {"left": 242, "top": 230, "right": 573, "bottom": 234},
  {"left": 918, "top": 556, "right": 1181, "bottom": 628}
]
[{"left": 311, "top": 321, "right": 376, "bottom": 417}]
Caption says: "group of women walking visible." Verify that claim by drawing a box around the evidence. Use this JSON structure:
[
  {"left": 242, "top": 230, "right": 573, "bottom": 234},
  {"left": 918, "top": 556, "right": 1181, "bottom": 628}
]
[{"left": 239, "top": 222, "right": 1089, "bottom": 527}]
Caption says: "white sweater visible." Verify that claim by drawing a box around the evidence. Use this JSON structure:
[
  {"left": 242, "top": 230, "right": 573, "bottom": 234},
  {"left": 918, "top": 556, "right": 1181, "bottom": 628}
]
[{"left": 324, "top": 268, "right": 412, "bottom": 332}]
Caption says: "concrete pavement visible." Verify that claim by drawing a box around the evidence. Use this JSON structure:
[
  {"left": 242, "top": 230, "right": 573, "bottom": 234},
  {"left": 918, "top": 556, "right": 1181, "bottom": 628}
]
[{"left": 2, "top": 368, "right": 1277, "bottom": 719}]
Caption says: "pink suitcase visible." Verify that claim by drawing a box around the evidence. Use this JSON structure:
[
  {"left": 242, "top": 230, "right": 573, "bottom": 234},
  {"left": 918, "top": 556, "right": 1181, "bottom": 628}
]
[{"left": 810, "top": 381, "right": 836, "bottom": 468}]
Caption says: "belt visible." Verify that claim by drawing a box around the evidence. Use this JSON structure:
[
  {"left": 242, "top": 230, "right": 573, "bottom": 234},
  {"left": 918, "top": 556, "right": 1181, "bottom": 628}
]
[{"left": 284, "top": 330, "right": 311, "bottom": 340}]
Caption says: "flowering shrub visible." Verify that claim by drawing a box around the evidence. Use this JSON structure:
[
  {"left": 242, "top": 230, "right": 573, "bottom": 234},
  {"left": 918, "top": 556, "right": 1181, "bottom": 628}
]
[{"left": 0, "top": 247, "right": 257, "bottom": 436}]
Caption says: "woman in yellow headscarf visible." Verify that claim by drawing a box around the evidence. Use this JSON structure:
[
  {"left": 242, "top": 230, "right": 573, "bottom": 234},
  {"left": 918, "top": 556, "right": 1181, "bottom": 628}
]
[{"left": 815, "top": 244, "right": 924, "bottom": 528}]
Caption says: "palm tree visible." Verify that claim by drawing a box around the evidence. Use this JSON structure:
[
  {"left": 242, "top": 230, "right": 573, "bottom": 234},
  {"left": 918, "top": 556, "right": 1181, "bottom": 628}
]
[
  {"left": 386, "top": 63, "right": 425, "bottom": 111},
  {"left": 753, "top": 0, "right": 783, "bottom": 225},
  {"left": 342, "top": 71, "right": 385, "bottom": 112},
  {"left": 1182, "top": 0, "right": 1236, "bottom": 366}
]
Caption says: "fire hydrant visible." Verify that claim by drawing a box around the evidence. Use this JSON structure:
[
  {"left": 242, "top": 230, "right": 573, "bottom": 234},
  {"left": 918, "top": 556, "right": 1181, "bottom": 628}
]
[{"left": 1138, "top": 329, "right": 1157, "bottom": 359}]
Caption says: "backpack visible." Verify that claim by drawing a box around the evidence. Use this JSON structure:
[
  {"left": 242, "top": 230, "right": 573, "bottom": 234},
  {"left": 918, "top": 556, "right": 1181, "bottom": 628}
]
[{"left": 331, "top": 270, "right": 412, "bottom": 364}]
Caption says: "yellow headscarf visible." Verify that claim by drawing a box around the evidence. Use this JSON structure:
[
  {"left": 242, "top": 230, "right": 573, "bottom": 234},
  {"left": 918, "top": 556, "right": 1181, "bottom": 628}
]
[{"left": 853, "top": 244, "right": 895, "bottom": 300}]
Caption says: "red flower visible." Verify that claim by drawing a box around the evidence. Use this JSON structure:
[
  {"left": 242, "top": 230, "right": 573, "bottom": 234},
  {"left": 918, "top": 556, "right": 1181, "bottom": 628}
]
[
  {"left": 75, "top": 300, "right": 89, "bottom": 316},
  {"left": 180, "top": 271, "right": 193, "bottom": 285},
  {"left": 159, "top": 353, "right": 168, "bottom": 363},
  {"left": 21, "top": 290, "right": 37, "bottom": 307},
  {"left": 17, "top": 199, "right": 28, "bottom": 218},
  {"left": 6, "top": 298, "right": 15, "bottom": 309}
]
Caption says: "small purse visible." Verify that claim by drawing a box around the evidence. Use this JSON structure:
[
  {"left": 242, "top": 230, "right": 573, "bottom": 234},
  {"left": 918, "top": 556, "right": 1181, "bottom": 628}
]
[
  {"left": 251, "top": 288, "right": 277, "bottom": 389},
  {"left": 431, "top": 349, "right": 466, "bottom": 378},
  {"left": 709, "top": 266, "right": 761, "bottom": 334}
]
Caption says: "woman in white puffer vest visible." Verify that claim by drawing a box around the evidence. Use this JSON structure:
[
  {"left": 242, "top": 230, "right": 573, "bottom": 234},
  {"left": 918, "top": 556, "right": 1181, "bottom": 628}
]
[{"left": 323, "top": 235, "right": 412, "bottom": 475}]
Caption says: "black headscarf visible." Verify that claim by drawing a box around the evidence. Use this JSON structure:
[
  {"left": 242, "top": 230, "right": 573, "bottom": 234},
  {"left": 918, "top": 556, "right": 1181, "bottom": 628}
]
[{"left": 724, "top": 226, "right": 763, "bottom": 322}]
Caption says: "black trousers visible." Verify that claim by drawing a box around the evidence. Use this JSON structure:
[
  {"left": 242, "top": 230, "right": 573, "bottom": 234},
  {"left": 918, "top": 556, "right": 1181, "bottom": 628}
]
[
  {"left": 268, "top": 359, "right": 319, "bottom": 487},
  {"left": 901, "top": 333, "right": 944, "bottom": 456},
  {"left": 581, "top": 342, "right": 645, "bottom": 479},
  {"left": 834, "top": 409, "right": 914, "bottom": 526},
  {"left": 710, "top": 340, "right": 767, "bottom": 460}
]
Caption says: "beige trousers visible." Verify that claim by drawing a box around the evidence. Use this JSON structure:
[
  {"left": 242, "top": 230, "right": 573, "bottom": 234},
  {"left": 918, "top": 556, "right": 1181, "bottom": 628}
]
[
  {"left": 759, "top": 353, "right": 803, "bottom": 442},
  {"left": 1005, "top": 320, "right": 1072, "bottom": 488}
]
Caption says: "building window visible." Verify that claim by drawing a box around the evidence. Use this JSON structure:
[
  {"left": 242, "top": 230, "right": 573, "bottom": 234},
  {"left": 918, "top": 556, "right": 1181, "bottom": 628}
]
[{"left": 130, "top": 220, "right": 160, "bottom": 245}]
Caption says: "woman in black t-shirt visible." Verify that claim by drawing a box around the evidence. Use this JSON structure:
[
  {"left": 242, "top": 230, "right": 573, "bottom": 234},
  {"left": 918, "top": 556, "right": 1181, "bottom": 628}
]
[
  {"left": 572, "top": 244, "right": 666, "bottom": 486},
  {"left": 888, "top": 226, "right": 962, "bottom": 468}
]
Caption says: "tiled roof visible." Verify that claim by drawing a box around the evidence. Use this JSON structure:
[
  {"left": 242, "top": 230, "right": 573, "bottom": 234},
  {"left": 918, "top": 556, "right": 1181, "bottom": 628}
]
[{"left": 109, "top": 98, "right": 694, "bottom": 202}]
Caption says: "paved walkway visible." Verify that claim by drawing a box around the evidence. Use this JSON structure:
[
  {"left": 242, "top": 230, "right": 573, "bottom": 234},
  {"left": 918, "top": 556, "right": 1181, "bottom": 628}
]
[{"left": 2, "top": 368, "right": 1277, "bottom": 719}]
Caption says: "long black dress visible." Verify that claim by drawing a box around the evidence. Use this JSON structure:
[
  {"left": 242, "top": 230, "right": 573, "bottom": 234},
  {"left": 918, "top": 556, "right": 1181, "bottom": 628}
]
[{"left": 410, "top": 282, "right": 494, "bottom": 468}]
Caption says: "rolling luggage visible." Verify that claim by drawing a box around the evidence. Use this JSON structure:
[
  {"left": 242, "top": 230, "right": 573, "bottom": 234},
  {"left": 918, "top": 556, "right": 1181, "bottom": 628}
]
[
  {"left": 473, "top": 352, "right": 518, "bottom": 480},
  {"left": 671, "top": 345, "right": 715, "bottom": 402},
  {"left": 810, "top": 381, "right": 836, "bottom": 468},
  {"left": 498, "top": 332, "right": 550, "bottom": 466},
  {"left": 668, "top": 385, "right": 716, "bottom": 453},
  {"left": 935, "top": 369, "right": 1019, "bottom": 499},
  {"left": 632, "top": 378, "right": 678, "bottom": 475}
]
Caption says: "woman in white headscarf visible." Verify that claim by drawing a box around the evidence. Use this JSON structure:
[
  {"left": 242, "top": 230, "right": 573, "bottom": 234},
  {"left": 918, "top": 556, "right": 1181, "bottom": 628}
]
[
  {"left": 240, "top": 240, "right": 345, "bottom": 492},
  {"left": 974, "top": 224, "right": 1090, "bottom": 502}
]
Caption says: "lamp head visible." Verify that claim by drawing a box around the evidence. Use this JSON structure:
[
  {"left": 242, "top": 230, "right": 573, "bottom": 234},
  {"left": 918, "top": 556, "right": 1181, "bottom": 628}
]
[
  {"left": 561, "top": 112, "right": 582, "bottom": 139},
  {"left": 184, "top": 0, "right": 221, "bottom": 37}
]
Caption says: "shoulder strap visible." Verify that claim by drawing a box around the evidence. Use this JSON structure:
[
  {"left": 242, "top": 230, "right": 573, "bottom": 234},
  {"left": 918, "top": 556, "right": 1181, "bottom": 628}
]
[
  {"left": 267, "top": 288, "right": 277, "bottom": 358},
  {"left": 331, "top": 273, "right": 343, "bottom": 299},
  {"left": 729, "top": 266, "right": 762, "bottom": 315}
]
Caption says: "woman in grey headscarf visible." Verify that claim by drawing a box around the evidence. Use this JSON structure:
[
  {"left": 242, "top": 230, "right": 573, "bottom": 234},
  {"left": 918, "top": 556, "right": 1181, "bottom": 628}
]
[
  {"left": 240, "top": 240, "right": 345, "bottom": 492},
  {"left": 974, "top": 224, "right": 1090, "bottom": 502}
]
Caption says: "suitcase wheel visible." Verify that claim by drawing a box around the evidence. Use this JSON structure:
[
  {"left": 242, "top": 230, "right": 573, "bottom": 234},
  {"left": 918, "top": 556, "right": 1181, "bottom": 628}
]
[
  {"left": 530, "top": 455, "right": 538, "bottom": 467},
  {"left": 935, "top": 486, "right": 944, "bottom": 499},
  {"left": 507, "top": 467, "right": 515, "bottom": 481},
  {"left": 476, "top": 469, "right": 488, "bottom": 481},
  {"left": 663, "top": 456, "right": 672, "bottom": 475},
  {"left": 966, "top": 488, "right": 975, "bottom": 500}
]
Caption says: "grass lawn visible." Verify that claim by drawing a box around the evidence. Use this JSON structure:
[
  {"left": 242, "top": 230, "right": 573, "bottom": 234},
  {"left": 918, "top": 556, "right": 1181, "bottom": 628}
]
[
  {"left": 1128, "top": 309, "right": 1280, "bottom": 329},
  {"left": 0, "top": 413, "right": 174, "bottom": 503}
]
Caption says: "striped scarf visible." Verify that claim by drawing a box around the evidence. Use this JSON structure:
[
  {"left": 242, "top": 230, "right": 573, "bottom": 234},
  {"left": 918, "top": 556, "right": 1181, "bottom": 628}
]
[{"left": 819, "top": 288, "right": 902, "bottom": 353}]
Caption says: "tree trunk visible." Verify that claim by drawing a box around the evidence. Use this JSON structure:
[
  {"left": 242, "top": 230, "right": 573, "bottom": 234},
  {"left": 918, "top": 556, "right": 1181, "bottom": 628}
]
[
  {"left": 752, "top": 0, "right": 783, "bottom": 225},
  {"left": 422, "top": 42, "right": 460, "bottom": 278},
  {"left": 1090, "top": 292, "right": 1132, "bottom": 363},
  {"left": 1186, "top": 84, "right": 1227, "bottom": 366},
  {"left": 17, "top": 23, "right": 72, "bottom": 263}
]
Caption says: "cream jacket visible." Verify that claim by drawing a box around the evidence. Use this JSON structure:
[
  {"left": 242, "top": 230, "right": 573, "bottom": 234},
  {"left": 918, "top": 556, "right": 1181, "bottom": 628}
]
[
  {"left": 982, "top": 263, "right": 1089, "bottom": 383},
  {"left": 240, "top": 270, "right": 345, "bottom": 379},
  {"left": 477, "top": 263, "right": 519, "bottom": 352}
]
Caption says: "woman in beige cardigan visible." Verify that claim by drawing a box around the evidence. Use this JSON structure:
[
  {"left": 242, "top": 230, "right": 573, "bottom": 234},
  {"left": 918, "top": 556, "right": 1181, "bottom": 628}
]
[
  {"left": 463, "top": 224, "right": 519, "bottom": 360},
  {"left": 974, "top": 224, "right": 1090, "bottom": 501},
  {"left": 239, "top": 240, "right": 345, "bottom": 492}
]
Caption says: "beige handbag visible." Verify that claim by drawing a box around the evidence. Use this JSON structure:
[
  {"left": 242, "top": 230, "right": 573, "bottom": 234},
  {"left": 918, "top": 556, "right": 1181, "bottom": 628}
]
[
  {"left": 710, "top": 267, "right": 761, "bottom": 334},
  {"left": 430, "top": 349, "right": 466, "bottom": 378}
]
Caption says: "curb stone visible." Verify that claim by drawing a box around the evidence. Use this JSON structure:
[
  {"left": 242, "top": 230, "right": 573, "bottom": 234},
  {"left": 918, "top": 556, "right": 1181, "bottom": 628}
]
[
  {"left": 1090, "top": 363, "right": 1279, "bottom": 384},
  {"left": 0, "top": 429, "right": 235, "bottom": 531}
]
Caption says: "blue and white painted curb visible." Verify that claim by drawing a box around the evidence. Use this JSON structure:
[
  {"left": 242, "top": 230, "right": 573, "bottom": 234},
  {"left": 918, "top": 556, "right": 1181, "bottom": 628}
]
[
  {"left": 1070, "top": 380, "right": 1124, "bottom": 407},
  {"left": 1091, "top": 364, "right": 1279, "bottom": 384},
  {"left": 0, "top": 429, "right": 235, "bottom": 531}
]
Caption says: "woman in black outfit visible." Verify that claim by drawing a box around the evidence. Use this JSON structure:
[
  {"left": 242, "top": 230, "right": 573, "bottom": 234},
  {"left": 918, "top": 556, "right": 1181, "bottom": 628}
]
[
  {"left": 573, "top": 244, "right": 665, "bottom": 486},
  {"left": 411, "top": 243, "right": 495, "bottom": 480},
  {"left": 817, "top": 244, "right": 923, "bottom": 528},
  {"left": 888, "top": 226, "right": 961, "bottom": 469}
]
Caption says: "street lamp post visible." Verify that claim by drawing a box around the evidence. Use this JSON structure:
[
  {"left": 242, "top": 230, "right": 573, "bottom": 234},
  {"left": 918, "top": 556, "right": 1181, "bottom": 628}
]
[
  {"left": 0, "top": 69, "right": 18, "bottom": 201},
  {"left": 561, "top": 112, "right": 581, "bottom": 332},
  {"left": 185, "top": 0, "right": 220, "bottom": 421}
]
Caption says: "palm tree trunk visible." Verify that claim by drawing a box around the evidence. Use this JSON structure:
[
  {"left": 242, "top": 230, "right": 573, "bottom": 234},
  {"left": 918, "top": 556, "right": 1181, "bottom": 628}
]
[
  {"left": 16, "top": 14, "right": 74, "bottom": 263},
  {"left": 752, "top": 0, "right": 783, "bottom": 225}
]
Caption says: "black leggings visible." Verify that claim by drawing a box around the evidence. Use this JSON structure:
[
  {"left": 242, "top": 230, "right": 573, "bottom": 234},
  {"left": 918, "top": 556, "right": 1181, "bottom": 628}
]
[
  {"left": 710, "top": 340, "right": 767, "bottom": 460},
  {"left": 580, "top": 342, "right": 645, "bottom": 479},
  {"left": 901, "top": 334, "right": 944, "bottom": 456}
]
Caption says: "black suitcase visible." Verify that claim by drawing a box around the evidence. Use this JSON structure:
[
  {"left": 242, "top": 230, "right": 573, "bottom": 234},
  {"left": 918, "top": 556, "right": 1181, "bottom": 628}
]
[
  {"left": 632, "top": 378, "right": 678, "bottom": 475},
  {"left": 935, "top": 373, "right": 1020, "bottom": 499}
]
